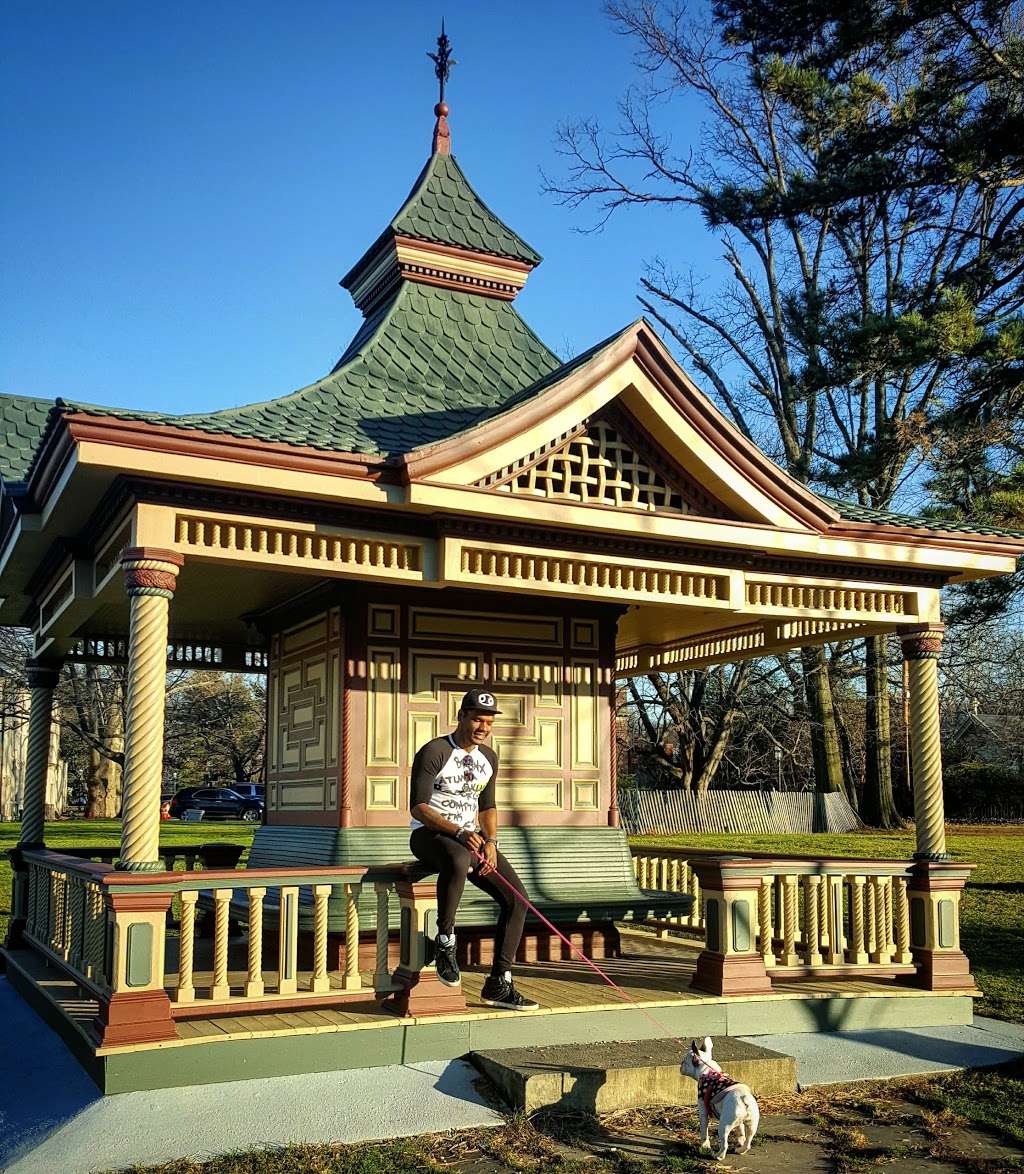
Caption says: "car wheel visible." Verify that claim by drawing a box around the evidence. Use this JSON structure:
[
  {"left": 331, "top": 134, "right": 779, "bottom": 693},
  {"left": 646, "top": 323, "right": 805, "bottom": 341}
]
[{"left": 242, "top": 807, "right": 261, "bottom": 823}]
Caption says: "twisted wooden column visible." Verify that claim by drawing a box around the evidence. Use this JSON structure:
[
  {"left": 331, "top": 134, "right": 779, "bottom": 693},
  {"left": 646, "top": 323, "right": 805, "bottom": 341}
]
[
  {"left": 901, "top": 626, "right": 948, "bottom": 861},
  {"left": 18, "top": 662, "right": 60, "bottom": 848},
  {"left": 117, "top": 548, "right": 183, "bottom": 871}
]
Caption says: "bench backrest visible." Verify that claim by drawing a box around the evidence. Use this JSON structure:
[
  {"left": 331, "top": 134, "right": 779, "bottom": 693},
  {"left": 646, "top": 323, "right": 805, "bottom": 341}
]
[{"left": 247, "top": 824, "right": 644, "bottom": 927}]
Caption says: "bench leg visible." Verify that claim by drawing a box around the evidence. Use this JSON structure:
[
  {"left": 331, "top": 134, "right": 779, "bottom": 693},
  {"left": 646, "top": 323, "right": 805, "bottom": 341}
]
[{"left": 381, "top": 879, "right": 466, "bottom": 1017}]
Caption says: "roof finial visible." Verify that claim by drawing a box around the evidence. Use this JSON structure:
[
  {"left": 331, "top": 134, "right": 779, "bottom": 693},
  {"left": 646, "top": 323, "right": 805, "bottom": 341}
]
[{"left": 427, "top": 19, "right": 456, "bottom": 156}]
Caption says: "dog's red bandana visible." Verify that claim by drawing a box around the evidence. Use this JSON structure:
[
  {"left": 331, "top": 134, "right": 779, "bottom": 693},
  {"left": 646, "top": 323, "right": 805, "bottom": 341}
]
[{"left": 697, "top": 1069, "right": 737, "bottom": 1119}]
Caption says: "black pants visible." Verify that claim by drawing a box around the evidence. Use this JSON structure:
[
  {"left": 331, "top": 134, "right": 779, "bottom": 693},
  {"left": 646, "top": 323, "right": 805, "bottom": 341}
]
[{"left": 409, "top": 827, "right": 528, "bottom": 974}]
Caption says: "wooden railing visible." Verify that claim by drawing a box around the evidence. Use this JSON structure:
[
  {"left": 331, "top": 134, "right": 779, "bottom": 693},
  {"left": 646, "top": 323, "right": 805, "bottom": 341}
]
[
  {"left": 16, "top": 849, "right": 407, "bottom": 1043},
  {"left": 631, "top": 845, "right": 917, "bottom": 977}
]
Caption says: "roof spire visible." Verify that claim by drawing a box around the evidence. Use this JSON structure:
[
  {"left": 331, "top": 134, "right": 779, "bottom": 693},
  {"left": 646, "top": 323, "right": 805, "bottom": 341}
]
[{"left": 427, "top": 19, "right": 456, "bottom": 156}]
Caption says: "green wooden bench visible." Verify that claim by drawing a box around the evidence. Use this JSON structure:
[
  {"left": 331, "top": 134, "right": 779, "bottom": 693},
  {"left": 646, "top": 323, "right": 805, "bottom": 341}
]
[{"left": 227, "top": 825, "right": 693, "bottom": 937}]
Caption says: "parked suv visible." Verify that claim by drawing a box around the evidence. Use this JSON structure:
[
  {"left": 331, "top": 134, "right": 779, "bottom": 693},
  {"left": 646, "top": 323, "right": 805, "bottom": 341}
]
[
  {"left": 180, "top": 786, "right": 263, "bottom": 823},
  {"left": 228, "top": 783, "right": 265, "bottom": 803}
]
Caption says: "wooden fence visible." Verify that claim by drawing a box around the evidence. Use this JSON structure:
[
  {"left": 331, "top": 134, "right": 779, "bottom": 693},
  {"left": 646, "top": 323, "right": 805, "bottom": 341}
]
[{"left": 619, "top": 788, "right": 862, "bottom": 836}]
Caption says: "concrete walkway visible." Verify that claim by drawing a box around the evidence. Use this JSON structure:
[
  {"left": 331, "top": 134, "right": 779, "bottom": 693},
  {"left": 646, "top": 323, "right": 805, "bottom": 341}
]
[
  {"left": 740, "top": 1016, "right": 1024, "bottom": 1087},
  {"left": 1, "top": 972, "right": 1022, "bottom": 1174}
]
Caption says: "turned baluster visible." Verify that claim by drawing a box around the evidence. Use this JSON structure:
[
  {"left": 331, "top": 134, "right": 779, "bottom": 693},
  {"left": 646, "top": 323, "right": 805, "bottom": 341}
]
[
  {"left": 311, "top": 884, "right": 332, "bottom": 993},
  {"left": 893, "top": 877, "right": 913, "bottom": 964},
  {"left": 342, "top": 883, "right": 362, "bottom": 991},
  {"left": 211, "top": 888, "right": 232, "bottom": 1000},
  {"left": 779, "top": 876, "right": 799, "bottom": 966},
  {"left": 803, "top": 875, "right": 823, "bottom": 966},
  {"left": 177, "top": 891, "right": 197, "bottom": 1003},
  {"left": 848, "top": 876, "right": 869, "bottom": 965},
  {"left": 758, "top": 879, "right": 775, "bottom": 967},
  {"left": 246, "top": 887, "right": 265, "bottom": 998}
]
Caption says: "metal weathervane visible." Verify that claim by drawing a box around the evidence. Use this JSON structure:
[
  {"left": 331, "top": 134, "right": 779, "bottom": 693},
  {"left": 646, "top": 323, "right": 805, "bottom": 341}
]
[{"left": 427, "top": 20, "right": 456, "bottom": 106}]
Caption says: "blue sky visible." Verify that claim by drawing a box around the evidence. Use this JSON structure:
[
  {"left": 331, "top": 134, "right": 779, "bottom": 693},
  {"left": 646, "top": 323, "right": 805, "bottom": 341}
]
[{"left": 2, "top": 1, "right": 710, "bottom": 413}]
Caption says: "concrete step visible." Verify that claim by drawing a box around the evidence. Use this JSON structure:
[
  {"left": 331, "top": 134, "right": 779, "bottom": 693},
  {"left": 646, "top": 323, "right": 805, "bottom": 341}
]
[{"left": 471, "top": 1036, "right": 796, "bottom": 1114}]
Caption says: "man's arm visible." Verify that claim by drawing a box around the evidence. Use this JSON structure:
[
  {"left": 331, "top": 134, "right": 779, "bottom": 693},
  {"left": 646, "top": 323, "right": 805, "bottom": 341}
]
[
  {"left": 410, "top": 741, "right": 485, "bottom": 849},
  {"left": 476, "top": 756, "right": 499, "bottom": 875}
]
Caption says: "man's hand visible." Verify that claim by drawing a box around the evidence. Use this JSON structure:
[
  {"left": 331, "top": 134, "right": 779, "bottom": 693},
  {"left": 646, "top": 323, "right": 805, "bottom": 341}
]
[
  {"left": 460, "top": 828, "right": 486, "bottom": 853},
  {"left": 477, "top": 840, "right": 498, "bottom": 877}
]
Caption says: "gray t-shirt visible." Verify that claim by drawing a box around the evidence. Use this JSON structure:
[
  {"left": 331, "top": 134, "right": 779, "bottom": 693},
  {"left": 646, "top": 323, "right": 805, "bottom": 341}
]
[{"left": 409, "top": 734, "right": 498, "bottom": 831}]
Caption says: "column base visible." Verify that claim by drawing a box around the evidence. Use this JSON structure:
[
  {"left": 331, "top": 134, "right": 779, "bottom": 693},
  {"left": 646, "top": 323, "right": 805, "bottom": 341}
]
[
  {"left": 691, "top": 952, "right": 772, "bottom": 996},
  {"left": 114, "top": 860, "right": 167, "bottom": 873},
  {"left": 380, "top": 967, "right": 468, "bottom": 1017},
  {"left": 911, "top": 948, "right": 976, "bottom": 991},
  {"left": 94, "top": 989, "right": 177, "bottom": 1046}
]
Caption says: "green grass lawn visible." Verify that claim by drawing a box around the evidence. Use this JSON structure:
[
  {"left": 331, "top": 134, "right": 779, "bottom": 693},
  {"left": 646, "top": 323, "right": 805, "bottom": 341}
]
[
  {"left": 632, "top": 826, "right": 1024, "bottom": 1023},
  {"left": 0, "top": 819, "right": 257, "bottom": 945}
]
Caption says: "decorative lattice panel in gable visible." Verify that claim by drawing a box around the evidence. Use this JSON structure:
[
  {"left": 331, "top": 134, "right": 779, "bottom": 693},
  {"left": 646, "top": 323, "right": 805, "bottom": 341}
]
[{"left": 475, "top": 410, "right": 729, "bottom": 517}]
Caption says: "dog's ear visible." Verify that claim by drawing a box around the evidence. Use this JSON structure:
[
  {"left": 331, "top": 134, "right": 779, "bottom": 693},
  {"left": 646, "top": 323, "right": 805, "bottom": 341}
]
[
  {"left": 690, "top": 1039, "right": 700, "bottom": 1054},
  {"left": 703, "top": 1036, "right": 713, "bottom": 1055}
]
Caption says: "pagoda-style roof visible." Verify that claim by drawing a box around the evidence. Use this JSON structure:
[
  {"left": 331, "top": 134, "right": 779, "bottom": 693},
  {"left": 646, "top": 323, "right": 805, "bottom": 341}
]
[
  {"left": 45, "top": 282, "right": 559, "bottom": 459},
  {"left": 0, "top": 393, "right": 58, "bottom": 486},
  {"left": 344, "top": 153, "right": 542, "bottom": 285}
]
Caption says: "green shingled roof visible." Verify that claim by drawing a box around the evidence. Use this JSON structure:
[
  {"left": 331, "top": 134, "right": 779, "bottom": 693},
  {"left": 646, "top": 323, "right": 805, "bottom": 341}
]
[
  {"left": 60, "top": 282, "right": 561, "bottom": 457},
  {"left": 819, "top": 494, "right": 1024, "bottom": 540},
  {"left": 389, "top": 153, "right": 541, "bottom": 264},
  {"left": 0, "top": 393, "right": 57, "bottom": 484}
]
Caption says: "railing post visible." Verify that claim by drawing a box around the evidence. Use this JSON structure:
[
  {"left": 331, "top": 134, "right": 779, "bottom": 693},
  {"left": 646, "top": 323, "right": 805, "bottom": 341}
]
[
  {"left": 374, "top": 882, "right": 394, "bottom": 994},
  {"left": 689, "top": 858, "right": 772, "bottom": 996},
  {"left": 907, "top": 861, "right": 976, "bottom": 990},
  {"left": 384, "top": 871, "right": 467, "bottom": 1017},
  {"left": 94, "top": 886, "right": 175, "bottom": 1047}
]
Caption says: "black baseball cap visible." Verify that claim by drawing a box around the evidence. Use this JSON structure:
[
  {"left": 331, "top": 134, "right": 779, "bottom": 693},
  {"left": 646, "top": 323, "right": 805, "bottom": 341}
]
[{"left": 459, "top": 687, "right": 502, "bottom": 715}]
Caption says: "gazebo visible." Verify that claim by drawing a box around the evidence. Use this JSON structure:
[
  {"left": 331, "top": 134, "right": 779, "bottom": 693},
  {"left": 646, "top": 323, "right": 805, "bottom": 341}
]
[{"left": 3, "top": 43, "right": 1022, "bottom": 1093}]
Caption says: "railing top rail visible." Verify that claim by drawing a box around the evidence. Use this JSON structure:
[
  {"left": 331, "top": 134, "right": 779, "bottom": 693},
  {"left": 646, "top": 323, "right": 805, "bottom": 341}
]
[
  {"left": 98, "top": 864, "right": 369, "bottom": 890},
  {"left": 19, "top": 847, "right": 114, "bottom": 881},
  {"left": 630, "top": 844, "right": 919, "bottom": 870}
]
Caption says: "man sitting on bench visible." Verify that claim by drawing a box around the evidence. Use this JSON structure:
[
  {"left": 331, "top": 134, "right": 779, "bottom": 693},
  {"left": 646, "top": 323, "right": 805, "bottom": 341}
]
[{"left": 409, "top": 687, "right": 540, "bottom": 1011}]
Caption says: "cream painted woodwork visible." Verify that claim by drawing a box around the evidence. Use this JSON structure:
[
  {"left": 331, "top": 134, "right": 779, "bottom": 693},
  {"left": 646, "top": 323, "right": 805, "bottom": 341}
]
[
  {"left": 266, "top": 610, "right": 343, "bottom": 815},
  {"left": 360, "top": 602, "right": 608, "bottom": 825},
  {"left": 474, "top": 410, "right": 729, "bottom": 518}
]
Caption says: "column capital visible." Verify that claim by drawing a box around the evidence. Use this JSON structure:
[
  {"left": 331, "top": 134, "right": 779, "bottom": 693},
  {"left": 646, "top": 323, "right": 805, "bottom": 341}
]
[
  {"left": 899, "top": 624, "right": 945, "bottom": 661},
  {"left": 24, "top": 661, "right": 60, "bottom": 690},
  {"left": 121, "top": 548, "right": 184, "bottom": 599}
]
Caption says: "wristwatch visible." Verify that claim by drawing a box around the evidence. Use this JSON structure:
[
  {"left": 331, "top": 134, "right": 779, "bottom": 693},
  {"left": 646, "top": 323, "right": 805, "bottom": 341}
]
[{"left": 485, "top": 837, "right": 498, "bottom": 846}]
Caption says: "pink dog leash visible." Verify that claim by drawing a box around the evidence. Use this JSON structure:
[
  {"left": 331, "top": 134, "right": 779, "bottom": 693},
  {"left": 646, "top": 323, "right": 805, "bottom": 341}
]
[{"left": 469, "top": 847, "right": 687, "bottom": 1047}]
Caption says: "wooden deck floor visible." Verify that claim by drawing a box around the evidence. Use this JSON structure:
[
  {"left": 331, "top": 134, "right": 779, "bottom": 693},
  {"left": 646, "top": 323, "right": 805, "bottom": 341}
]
[{"left": 8, "top": 930, "right": 972, "bottom": 1055}]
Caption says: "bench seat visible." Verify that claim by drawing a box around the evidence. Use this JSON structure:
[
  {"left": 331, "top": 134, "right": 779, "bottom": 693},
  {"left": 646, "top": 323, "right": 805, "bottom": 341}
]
[{"left": 220, "top": 825, "right": 692, "bottom": 932}]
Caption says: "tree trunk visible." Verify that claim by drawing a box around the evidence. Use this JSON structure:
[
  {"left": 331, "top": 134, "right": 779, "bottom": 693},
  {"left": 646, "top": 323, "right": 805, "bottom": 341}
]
[
  {"left": 800, "top": 645, "right": 844, "bottom": 793},
  {"left": 832, "top": 697, "right": 861, "bottom": 813},
  {"left": 862, "top": 635, "right": 904, "bottom": 828}
]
